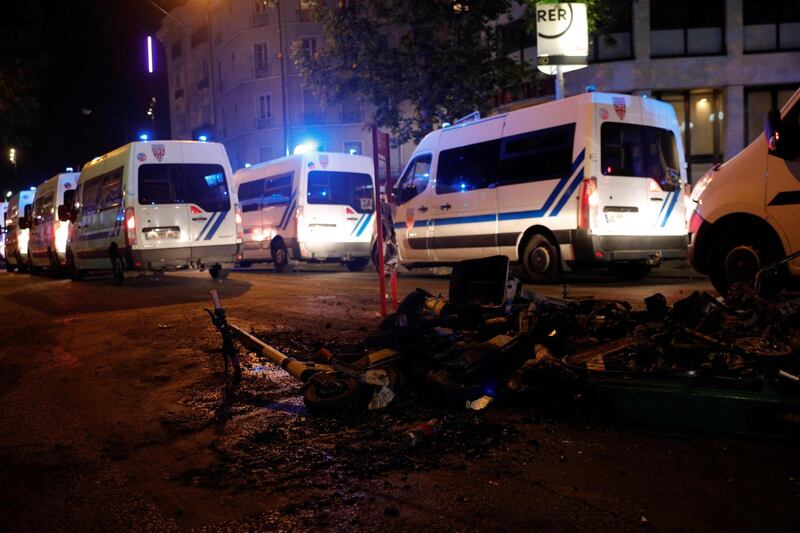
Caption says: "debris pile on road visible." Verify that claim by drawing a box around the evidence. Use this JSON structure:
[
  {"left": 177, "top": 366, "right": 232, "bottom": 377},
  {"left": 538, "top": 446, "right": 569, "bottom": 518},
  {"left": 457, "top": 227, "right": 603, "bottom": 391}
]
[{"left": 209, "top": 255, "right": 800, "bottom": 434}]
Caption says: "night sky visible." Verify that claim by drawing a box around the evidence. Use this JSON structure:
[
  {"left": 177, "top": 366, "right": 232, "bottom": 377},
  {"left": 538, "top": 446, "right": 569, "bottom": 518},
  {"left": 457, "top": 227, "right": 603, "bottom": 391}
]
[{"left": 3, "top": 0, "right": 180, "bottom": 191}]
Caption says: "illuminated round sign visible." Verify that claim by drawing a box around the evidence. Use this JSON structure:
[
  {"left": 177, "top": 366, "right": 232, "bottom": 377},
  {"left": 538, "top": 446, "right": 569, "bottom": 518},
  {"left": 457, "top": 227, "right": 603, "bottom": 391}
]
[{"left": 536, "top": 2, "right": 588, "bottom": 75}]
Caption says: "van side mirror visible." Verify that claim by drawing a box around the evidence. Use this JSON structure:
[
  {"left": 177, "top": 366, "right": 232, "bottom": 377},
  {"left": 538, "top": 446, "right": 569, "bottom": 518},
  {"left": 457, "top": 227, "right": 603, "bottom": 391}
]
[
  {"left": 18, "top": 216, "right": 28, "bottom": 230},
  {"left": 764, "top": 108, "right": 783, "bottom": 156},
  {"left": 57, "top": 205, "right": 70, "bottom": 222},
  {"left": 59, "top": 190, "right": 76, "bottom": 222}
]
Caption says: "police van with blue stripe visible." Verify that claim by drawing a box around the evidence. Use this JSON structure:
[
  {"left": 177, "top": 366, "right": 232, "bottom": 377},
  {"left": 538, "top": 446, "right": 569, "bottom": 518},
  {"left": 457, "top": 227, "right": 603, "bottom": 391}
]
[
  {"left": 62, "top": 141, "right": 242, "bottom": 284},
  {"left": 234, "top": 152, "right": 375, "bottom": 272},
  {"left": 393, "top": 91, "right": 689, "bottom": 282}
]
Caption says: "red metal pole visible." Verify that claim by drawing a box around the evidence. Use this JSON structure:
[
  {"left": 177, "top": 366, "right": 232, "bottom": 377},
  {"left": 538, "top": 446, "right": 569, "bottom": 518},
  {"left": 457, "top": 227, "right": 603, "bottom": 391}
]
[{"left": 372, "top": 126, "right": 387, "bottom": 317}]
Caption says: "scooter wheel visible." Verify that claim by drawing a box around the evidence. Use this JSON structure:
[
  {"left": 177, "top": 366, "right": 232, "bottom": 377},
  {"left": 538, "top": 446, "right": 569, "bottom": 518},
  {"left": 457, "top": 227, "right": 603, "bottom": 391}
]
[{"left": 303, "top": 373, "right": 363, "bottom": 413}]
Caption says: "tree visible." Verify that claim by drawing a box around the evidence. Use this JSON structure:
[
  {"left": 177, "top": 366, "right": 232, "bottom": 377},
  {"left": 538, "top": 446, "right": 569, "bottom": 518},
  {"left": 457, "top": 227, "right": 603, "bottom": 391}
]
[
  {"left": 294, "top": 1, "right": 533, "bottom": 144},
  {"left": 0, "top": 0, "right": 46, "bottom": 146}
]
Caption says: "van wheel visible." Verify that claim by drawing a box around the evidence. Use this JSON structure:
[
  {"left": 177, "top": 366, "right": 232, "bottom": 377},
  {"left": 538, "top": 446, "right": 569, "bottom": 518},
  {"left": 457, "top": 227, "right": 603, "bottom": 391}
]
[
  {"left": 28, "top": 253, "right": 42, "bottom": 276},
  {"left": 346, "top": 258, "right": 369, "bottom": 272},
  {"left": 522, "top": 234, "right": 561, "bottom": 284},
  {"left": 49, "top": 251, "right": 63, "bottom": 278},
  {"left": 67, "top": 250, "right": 83, "bottom": 281},
  {"left": 16, "top": 253, "right": 28, "bottom": 273},
  {"left": 111, "top": 253, "right": 125, "bottom": 286},
  {"left": 272, "top": 242, "right": 288, "bottom": 273},
  {"left": 609, "top": 262, "right": 652, "bottom": 281},
  {"left": 708, "top": 227, "right": 782, "bottom": 296},
  {"left": 209, "top": 264, "right": 229, "bottom": 280}
]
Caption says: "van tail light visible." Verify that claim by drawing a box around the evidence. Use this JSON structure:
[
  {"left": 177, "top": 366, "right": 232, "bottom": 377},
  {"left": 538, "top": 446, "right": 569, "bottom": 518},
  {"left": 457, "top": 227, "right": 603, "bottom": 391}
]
[
  {"left": 295, "top": 205, "right": 304, "bottom": 238},
  {"left": 648, "top": 179, "right": 662, "bottom": 194},
  {"left": 234, "top": 206, "right": 243, "bottom": 243},
  {"left": 578, "top": 177, "right": 598, "bottom": 230},
  {"left": 125, "top": 207, "right": 137, "bottom": 246}
]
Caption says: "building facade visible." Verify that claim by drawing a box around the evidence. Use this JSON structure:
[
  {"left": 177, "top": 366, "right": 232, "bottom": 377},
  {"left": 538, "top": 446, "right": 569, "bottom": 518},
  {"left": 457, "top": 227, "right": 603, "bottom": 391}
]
[
  {"left": 157, "top": 0, "right": 400, "bottom": 173},
  {"left": 500, "top": 0, "right": 800, "bottom": 183}
]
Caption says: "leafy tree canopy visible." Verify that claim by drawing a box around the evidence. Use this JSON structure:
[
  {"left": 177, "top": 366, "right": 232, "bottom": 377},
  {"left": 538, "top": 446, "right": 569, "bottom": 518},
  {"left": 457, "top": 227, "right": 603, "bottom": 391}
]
[{"left": 294, "top": 1, "right": 533, "bottom": 144}]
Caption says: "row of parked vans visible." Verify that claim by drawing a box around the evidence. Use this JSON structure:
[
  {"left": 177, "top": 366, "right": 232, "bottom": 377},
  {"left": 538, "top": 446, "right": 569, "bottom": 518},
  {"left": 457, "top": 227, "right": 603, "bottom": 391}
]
[{"left": 2, "top": 89, "right": 798, "bottom": 292}]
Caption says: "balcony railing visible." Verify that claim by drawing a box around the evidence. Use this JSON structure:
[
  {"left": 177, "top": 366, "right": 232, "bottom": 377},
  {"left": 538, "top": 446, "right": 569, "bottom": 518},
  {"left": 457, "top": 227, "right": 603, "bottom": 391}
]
[
  {"left": 255, "top": 117, "right": 272, "bottom": 129},
  {"left": 342, "top": 109, "right": 362, "bottom": 124},
  {"left": 304, "top": 111, "right": 324, "bottom": 125}
]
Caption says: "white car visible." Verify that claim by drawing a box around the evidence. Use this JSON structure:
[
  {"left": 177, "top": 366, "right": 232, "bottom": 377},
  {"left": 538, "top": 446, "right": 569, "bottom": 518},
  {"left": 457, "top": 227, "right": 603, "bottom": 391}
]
[{"left": 689, "top": 87, "right": 800, "bottom": 293}]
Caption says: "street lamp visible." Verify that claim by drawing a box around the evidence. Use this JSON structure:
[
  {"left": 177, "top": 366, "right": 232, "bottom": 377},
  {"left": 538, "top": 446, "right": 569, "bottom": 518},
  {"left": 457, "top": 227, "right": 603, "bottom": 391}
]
[{"left": 8, "top": 148, "right": 18, "bottom": 193}]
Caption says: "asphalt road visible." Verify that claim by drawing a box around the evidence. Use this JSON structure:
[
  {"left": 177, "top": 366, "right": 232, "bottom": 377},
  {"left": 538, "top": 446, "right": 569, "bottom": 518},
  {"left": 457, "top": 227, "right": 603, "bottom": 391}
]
[{"left": 1, "top": 264, "right": 799, "bottom": 532}]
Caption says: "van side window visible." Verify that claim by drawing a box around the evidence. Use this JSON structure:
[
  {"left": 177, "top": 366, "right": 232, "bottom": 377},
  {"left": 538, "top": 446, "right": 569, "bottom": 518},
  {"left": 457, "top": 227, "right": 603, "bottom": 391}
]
[
  {"left": 41, "top": 195, "right": 54, "bottom": 223},
  {"left": 396, "top": 155, "right": 432, "bottom": 201},
  {"left": 82, "top": 178, "right": 103, "bottom": 215},
  {"left": 99, "top": 169, "right": 123, "bottom": 210},
  {"left": 498, "top": 123, "right": 576, "bottom": 185},
  {"left": 32, "top": 197, "right": 44, "bottom": 225},
  {"left": 264, "top": 174, "right": 292, "bottom": 205},
  {"left": 436, "top": 140, "right": 500, "bottom": 194},
  {"left": 238, "top": 178, "right": 266, "bottom": 212}
]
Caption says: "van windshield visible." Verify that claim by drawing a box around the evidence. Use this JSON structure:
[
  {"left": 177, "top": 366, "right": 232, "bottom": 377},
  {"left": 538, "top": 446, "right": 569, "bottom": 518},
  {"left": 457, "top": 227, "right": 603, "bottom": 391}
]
[
  {"left": 307, "top": 171, "right": 374, "bottom": 213},
  {"left": 601, "top": 123, "right": 681, "bottom": 189},
  {"left": 138, "top": 164, "right": 230, "bottom": 212}
]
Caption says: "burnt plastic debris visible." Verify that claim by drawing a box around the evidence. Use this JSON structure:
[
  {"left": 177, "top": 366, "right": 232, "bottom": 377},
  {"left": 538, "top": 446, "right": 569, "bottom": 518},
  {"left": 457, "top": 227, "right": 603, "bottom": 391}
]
[{"left": 400, "top": 418, "right": 442, "bottom": 448}]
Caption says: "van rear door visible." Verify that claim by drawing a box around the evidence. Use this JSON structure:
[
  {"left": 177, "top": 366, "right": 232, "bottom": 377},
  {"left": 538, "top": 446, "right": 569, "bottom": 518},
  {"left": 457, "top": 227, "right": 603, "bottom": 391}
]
[
  {"left": 136, "top": 146, "right": 233, "bottom": 254},
  {"left": 597, "top": 120, "right": 685, "bottom": 236},
  {"left": 304, "top": 168, "right": 375, "bottom": 245}
]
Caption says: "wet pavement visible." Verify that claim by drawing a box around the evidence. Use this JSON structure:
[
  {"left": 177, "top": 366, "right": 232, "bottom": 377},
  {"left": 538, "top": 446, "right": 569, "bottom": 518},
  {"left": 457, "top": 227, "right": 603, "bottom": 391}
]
[{"left": 1, "top": 265, "right": 799, "bottom": 531}]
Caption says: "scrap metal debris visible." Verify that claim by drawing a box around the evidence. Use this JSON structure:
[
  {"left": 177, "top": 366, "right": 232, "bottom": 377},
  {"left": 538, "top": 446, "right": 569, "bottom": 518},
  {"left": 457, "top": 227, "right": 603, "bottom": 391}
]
[{"left": 207, "top": 254, "right": 800, "bottom": 435}]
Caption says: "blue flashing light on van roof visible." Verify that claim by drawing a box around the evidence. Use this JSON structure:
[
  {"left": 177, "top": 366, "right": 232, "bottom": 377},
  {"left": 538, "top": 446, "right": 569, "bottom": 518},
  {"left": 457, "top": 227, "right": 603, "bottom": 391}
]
[
  {"left": 293, "top": 141, "right": 318, "bottom": 155},
  {"left": 198, "top": 135, "right": 208, "bottom": 142},
  {"left": 139, "top": 133, "right": 149, "bottom": 141},
  {"left": 244, "top": 163, "right": 252, "bottom": 168},
  {"left": 30, "top": 187, "right": 36, "bottom": 191},
  {"left": 66, "top": 167, "right": 74, "bottom": 172}
]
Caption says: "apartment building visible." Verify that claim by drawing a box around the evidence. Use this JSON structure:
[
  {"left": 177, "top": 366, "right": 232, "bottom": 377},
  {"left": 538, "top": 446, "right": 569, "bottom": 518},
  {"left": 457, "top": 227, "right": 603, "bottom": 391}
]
[
  {"left": 157, "top": 0, "right": 406, "bottom": 173},
  {"left": 499, "top": 0, "right": 800, "bottom": 182}
]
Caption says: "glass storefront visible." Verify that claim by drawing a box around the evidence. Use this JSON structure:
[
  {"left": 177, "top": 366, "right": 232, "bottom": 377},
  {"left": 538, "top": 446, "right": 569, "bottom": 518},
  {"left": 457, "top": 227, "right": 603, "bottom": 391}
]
[
  {"left": 656, "top": 89, "right": 724, "bottom": 183},
  {"left": 746, "top": 87, "right": 797, "bottom": 144}
]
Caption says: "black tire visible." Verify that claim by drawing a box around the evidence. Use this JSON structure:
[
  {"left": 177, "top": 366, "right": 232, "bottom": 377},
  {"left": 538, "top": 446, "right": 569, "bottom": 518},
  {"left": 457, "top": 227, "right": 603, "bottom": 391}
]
[
  {"left": 708, "top": 227, "right": 783, "bottom": 295},
  {"left": 67, "top": 249, "right": 83, "bottom": 281},
  {"left": 111, "top": 253, "right": 125, "bottom": 286},
  {"left": 209, "top": 264, "right": 229, "bottom": 280},
  {"left": 303, "top": 373, "right": 363, "bottom": 413},
  {"left": 346, "top": 258, "right": 369, "bottom": 272},
  {"left": 237, "top": 261, "right": 252, "bottom": 268},
  {"left": 49, "top": 251, "right": 63, "bottom": 278},
  {"left": 5, "top": 261, "right": 13, "bottom": 273},
  {"left": 609, "top": 262, "right": 652, "bottom": 281},
  {"left": 272, "top": 241, "right": 288, "bottom": 273},
  {"left": 521, "top": 234, "right": 561, "bottom": 284},
  {"left": 15, "top": 253, "right": 28, "bottom": 273},
  {"left": 27, "top": 252, "right": 42, "bottom": 276}
]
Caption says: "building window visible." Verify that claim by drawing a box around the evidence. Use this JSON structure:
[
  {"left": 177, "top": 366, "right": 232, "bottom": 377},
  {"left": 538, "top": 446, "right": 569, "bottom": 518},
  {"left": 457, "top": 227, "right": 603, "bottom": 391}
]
[
  {"left": 341, "top": 97, "right": 362, "bottom": 123},
  {"left": 253, "top": 0, "right": 270, "bottom": 27},
  {"left": 299, "top": 0, "right": 315, "bottom": 22},
  {"left": 745, "top": 86, "right": 798, "bottom": 144},
  {"left": 256, "top": 94, "right": 272, "bottom": 129},
  {"left": 191, "top": 25, "right": 209, "bottom": 49},
  {"left": 743, "top": 2, "right": 800, "bottom": 53},
  {"left": 499, "top": 18, "right": 537, "bottom": 65},
  {"left": 303, "top": 89, "right": 324, "bottom": 125},
  {"left": 258, "top": 146, "right": 274, "bottom": 162},
  {"left": 170, "top": 41, "right": 182, "bottom": 60},
  {"left": 300, "top": 37, "right": 317, "bottom": 57},
  {"left": 254, "top": 42, "right": 269, "bottom": 78},
  {"left": 656, "top": 89, "right": 724, "bottom": 183},
  {"left": 198, "top": 59, "right": 210, "bottom": 89},
  {"left": 344, "top": 141, "right": 363, "bottom": 155},
  {"left": 650, "top": 0, "right": 724, "bottom": 58},
  {"left": 588, "top": 0, "right": 633, "bottom": 62}
]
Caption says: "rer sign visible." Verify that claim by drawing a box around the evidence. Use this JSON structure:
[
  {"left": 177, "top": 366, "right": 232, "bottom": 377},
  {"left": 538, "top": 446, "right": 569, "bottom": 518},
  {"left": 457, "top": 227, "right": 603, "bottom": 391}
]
[{"left": 536, "top": 3, "right": 588, "bottom": 75}]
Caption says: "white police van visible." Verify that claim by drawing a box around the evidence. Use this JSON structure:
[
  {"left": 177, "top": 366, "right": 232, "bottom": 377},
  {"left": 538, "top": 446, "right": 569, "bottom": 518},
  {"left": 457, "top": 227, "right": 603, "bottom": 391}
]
[
  {"left": 234, "top": 152, "right": 375, "bottom": 272},
  {"left": 393, "top": 91, "right": 689, "bottom": 282},
  {"left": 688, "top": 87, "right": 800, "bottom": 293},
  {"left": 27, "top": 172, "right": 79, "bottom": 275},
  {"left": 0, "top": 201, "right": 7, "bottom": 268},
  {"left": 63, "top": 141, "right": 241, "bottom": 284},
  {"left": 5, "top": 190, "right": 36, "bottom": 272}
]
